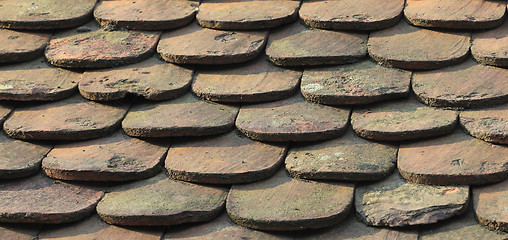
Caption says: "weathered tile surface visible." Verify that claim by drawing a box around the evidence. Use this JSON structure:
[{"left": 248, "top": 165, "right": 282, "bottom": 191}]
[
  {"left": 166, "top": 131, "right": 287, "bottom": 184},
  {"left": 412, "top": 59, "right": 508, "bottom": 108},
  {"left": 97, "top": 174, "right": 227, "bottom": 226},
  {"left": 472, "top": 20, "right": 508, "bottom": 67},
  {"left": 0, "top": 224, "right": 39, "bottom": 240},
  {"left": 4, "top": 95, "right": 129, "bottom": 140},
  {"left": 299, "top": 0, "right": 404, "bottom": 30},
  {"left": 355, "top": 172, "right": 469, "bottom": 227},
  {"left": 79, "top": 57, "right": 193, "bottom": 101},
  {"left": 301, "top": 60, "right": 411, "bottom": 105},
  {"left": 398, "top": 131, "right": 508, "bottom": 185},
  {"left": 122, "top": 94, "right": 238, "bottom": 138},
  {"left": 473, "top": 180, "right": 508, "bottom": 232},
  {"left": 0, "top": 29, "right": 51, "bottom": 63},
  {"left": 266, "top": 22, "right": 367, "bottom": 66},
  {"left": 0, "top": 104, "right": 13, "bottom": 125},
  {"left": 0, "top": 134, "right": 51, "bottom": 179},
  {"left": 227, "top": 170, "right": 355, "bottom": 231},
  {"left": 460, "top": 104, "right": 508, "bottom": 145},
  {"left": 368, "top": 21, "right": 470, "bottom": 70},
  {"left": 192, "top": 57, "right": 301, "bottom": 103}
]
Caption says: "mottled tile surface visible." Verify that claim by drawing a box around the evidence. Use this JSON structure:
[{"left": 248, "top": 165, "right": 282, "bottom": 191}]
[
  {"left": 472, "top": 20, "right": 508, "bottom": 67},
  {"left": 474, "top": 180, "right": 508, "bottom": 232},
  {"left": 0, "top": 134, "right": 51, "bottom": 179},
  {"left": 0, "top": 29, "right": 51, "bottom": 63},
  {"left": 460, "top": 104, "right": 508, "bottom": 145}
]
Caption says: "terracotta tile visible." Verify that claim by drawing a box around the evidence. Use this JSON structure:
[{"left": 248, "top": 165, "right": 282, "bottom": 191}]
[
  {"left": 45, "top": 22, "right": 160, "bottom": 68},
  {"left": 474, "top": 180, "right": 508, "bottom": 233},
  {"left": 0, "top": 104, "right": 13, "bottom": 125},
  {"left": 285, "top": 129, "right": 397, "bottom": 181},
  {"left": 351, "top": 97, "right": 458, "bottom": 141},
  {"left": 42, "top": 131, "right": 167, "bottom": 181},
  {"left": 236, "top": 94, "right": 351, "bottom": 142},
  {"left": 368, "top": 21, "right": 470, "bottom": 70},
  {"left": 266, "top": 22, "right": 367, "bottom": 66},
  {"left": 460, "top": 104, "right": 508, "bottom": 145},
  {"left": 166, "top": 131, "right": 287, "bottom": 184},
  {"left": 301, "top": 60, "right": 410, "bottom": 105},
  {"left": 96, "top": 173, "right": 227, "bottom": 226},
  {"left": 94, "top": 0, "right": 198, "bottom": 30},
  {"left": 412, "top": 59, "right": 508, "bottom": 108},
  {"left": 226, "top": 169, "right": 355, "bottom": 231},
  {"left": 405, "top": 0, "right": 506, "bottom": 29},
  {"left": 0, "top": 174, "right": 103, "bottom": 224},
  {"left": 0, "top": 58, "right": 79, "bottom": 101},
  {"left": 4, "top": 95, "right": 129, "bottom": 140},
  {"left": 0, "top": 29, "right": 51, "bottom": 63},
  {"left": 0, "top": 224, "right": 40, "bottom": 240},
  {"left": 0, "top": 134, "right": 51, "bottom": 179},
  {"left": 0, "top": 0, "right": 96, "bottom": 29},
  {"left": 192, "top": 57, "right": 301, "bottom": 103},
  {"left": 398, "top": 130, "right": 508, "bottom": 185},
  {"left": 79, "top": 57, "right": 193, "bottom": 101},
  {"left": 157, "top": 23, "right": 267, "bottom": 65},
  {"left": 39, "top": 215, "right": 163, "bottom": 240},
  {"left": 299, "top": 0, "right": 404, "bottom": 30},
  {"left": 355, "top": 171, "right": 469, "bottom": 227},
  {"left": 122, "top": 93, "right": 238, "bottom": 138},
  {"left": 197, "top": 0, "right": 300, "bottom": 30},
  {"left": 472, "top": 20, "right": 508, "bottom": 67}
]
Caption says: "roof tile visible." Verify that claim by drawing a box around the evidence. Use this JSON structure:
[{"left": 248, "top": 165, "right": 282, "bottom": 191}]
[
  {"left": 460, "top": 104, "right": 508, "bottom": 145},
  {"left": 0, "top": 134, "right": 51, "bottom": 179},
  {"left": 0, "top": 224, "right": 39, "bottom": 240},
  {"left": 0, "top": 29, "right": 51, "bottom": 63},
  {"left": 472, "top": 20, "right": 508, "bottom": 67},
  {"left": 474, "top": 180, "right": 508, "bottom": 233}
]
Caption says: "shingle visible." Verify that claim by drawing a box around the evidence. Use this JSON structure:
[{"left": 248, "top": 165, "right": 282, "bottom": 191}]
[
  {"left": 471, "top": 20, "right": 508, "bottom": 67},
  {"left": 0, "top": 224, "right": 39, "bottom": 240},
  {"left": 0, "top": 134, "right": 51, "bottom": 179},
  {"left": 0, "top": 29, "right": 51, "bottom": 63},
  {"left": 460, "top": 104, "right": 508, "bottom": 145},
  {"left": 0, "top": 104, "right": 13, "bottom": 125},
  {"left": 474, "top": 180, "right": 508, "bottom": 233}
]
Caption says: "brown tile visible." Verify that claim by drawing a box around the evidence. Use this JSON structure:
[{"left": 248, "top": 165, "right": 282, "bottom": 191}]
[
  {"left": 4, "top": 95, "right": 129, "bottom": 140},
  {"left": 405, "top": 0, "right": 506, "bottom": 29},
  {"left": 474, "top": 180, "right": 508, "bottom": 233},
  {"left": 368, "top": 21, "right": 470, "bottom": 70},
  {"left": 412, "top": 59, "right": 508, "bottom": 108},
  {"left": 166, "top": 131, "right": 287, "bottom": 184},
  {"left": 0, "top": 134, "right": 51, "bottom": 179},
  {"left": 0, "top": 58, "right": 79, "bottom": 101},
  {"left": 0, "top": 174, "right": 103, "bottom": 224},
  {"left": 460, "top": 104, "right": 508, "bottom": 145},
  {"left": 94, "top": 0, "right": 198, "bottom": 30},
  {"left": 266, "top": 22, "right": 367, "bottom": 66},
  {"left": 45, "top": 22, "right": 160, "bottom": 68},
  {"left": 96, "top": 173, "right": 227, "bottom": 226},
  {"left": 398, "top": 130, "right": 508, "bottom": 185},
  {"left": 0, "top": 224, "right": 40, "bottom": 240},
  {"left": 301, "top": 60, "right": 410, "bottom": 105},
  {"left": 285, "top": 129, "right": 397, "bottom": 181},
  {"left": 351, "top": 97, "right": 458, "bottom": 141},
  {"left": 299, "top": 0, "right": 404, "bottom": 30},
  {"left": 122, "top": 93, "right": 238, "bottom": 138},
  {"left": 226, "top": 169, "right": 355, "bottom": 231},
  {"left": 0, "top": 0, "right": 96, "bottom": 29},
  {"left": 0, "top": 29, "right": 51, "bottom": 63},
  {"left": 0, "top": 104, "right": 13, "bottom": 125},
  {"left": 355, "top": 171, "right": 469, "bottom": 227},
  {"left": 192, "top": 57, "right": 301, "bottom": 103},
  {"left": 157, "top": 23, "right": 267, "bottom": 65},
  {"left": 236, "top": 94, "right": 351, "bottom": 142},
  {"left": 472, "top": 20, "right": 508, "bottom": 67},
  {"left": 42, "top": 131, "right": 167, "bottom": 182},
  {"left": 197, "top": 0, "right": 300, "bottom": 30},
  {"left": 79, "top": 57, "right": 193, "bottom": 101}
]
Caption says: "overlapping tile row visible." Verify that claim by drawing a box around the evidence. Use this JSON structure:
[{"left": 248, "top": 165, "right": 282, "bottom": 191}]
[{"left": 0, "top": 0, "right": 506, "bottom": 239}]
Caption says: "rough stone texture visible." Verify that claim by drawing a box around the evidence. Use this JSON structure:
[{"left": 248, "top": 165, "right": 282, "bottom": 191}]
[
  {"left": 0, "top": 224, "right": 39, "bottom": 240},
  {"left": 0, "top": 58, "right": 79, "bottom": 101},
  {"left": 351, "top": 98, "right": 458, "bottom": 141},
  {"left": 266, "top": 22, "right": 367, "bottom": 66},
  {"left": 157, "top": 23, "right": 267, "bottom": 65},
  {"left": 227, "top": 170, "right": 355, "bottom": 231},
  {"left": 472, "top": 20, "right": 508, "bottom": 67},
  {"left": 473, "top": 180, "right": 508, "bottom": 232},
  {"left": 412, "top": 59, "right": 508, "bottom": 109},
  {"left": 405, "top": 0, "right": 506, "bottom": 29},
  {"left": 192, "top": 57, "right": 301, "bottom": 103},
  {"left": 166, "top": 131, "right": 287, "bottom": 184},
  {"left": 368, "top": 21, "right": 470, "bottom": 70},
  {"left": 122, "top": 94, "right": 238, "bottom": 138},
  {"left": 0, "top": 104, "right": 13, "bottom": 125},
  {"left": 398, "top": 131, "right": 508, "bottom": 185},
  {"left": 301, "top": 60, "right": 411, "bottom": 105},
  {"left": 42, "top": 131, "right": 168, "bottom": 181},
  {"left": 0, "top": 0, "right": 96, "bottom": 29},
  {"left": 355, "top": 172, "right": 469, "bottom": 227},
  {"left": 45, "top": 22, "right": 160, "bottom": 68},
  {"left": 0, "top": 134, "right": 52, "bottom": 179},
  {"left": 236, "top": 94, "right": 351, "bottom": 142},
  {"left": 0, "top": 174, "right": 103, "bottom": 224},
  {"left": 79, "top": 57, "right": 193, "bottom": 101},
  {"left": 4, "top": 95, "right": 129, "bottom": 140},
  {"left": 299, "top": 0, "right": 404, "bottom": 30},
  {"left": 94, "top": 0, "right": 198, "bottom": 30},
  {"left": 285, "top": 129, "right": 397, "bottom": 181},
  {"left": 0, "top": 29, "right": 51, "bottom": 63},
  {"left": 96, "top": 173, "right": 227, "bottom": 226},
  {"left": 460, "top": 104, "right": 508, "bottom": 145},
  {"left": 197, "top": 0, "right": 300, "bottom": 30}
]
